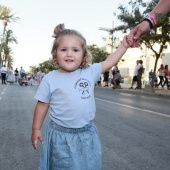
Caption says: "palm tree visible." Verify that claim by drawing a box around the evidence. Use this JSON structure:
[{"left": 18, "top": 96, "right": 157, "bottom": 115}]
[
  {"left": 2, "top": 30, "right": 17, "bottom": 65},
  {"left": 4, "top": 30, "right": 17, "bottom": 45},
  {"left": 2, "top": 44, "right": 12, "bottom": 64},
  {"left": 0, "top": 5, "right": 19, "bottom": 22},
  {"left": 0, "top": 4, "right": 19, "bottom": 66},
  {"left": 7, "top": 54, "right": 14, "bottom": 68}
]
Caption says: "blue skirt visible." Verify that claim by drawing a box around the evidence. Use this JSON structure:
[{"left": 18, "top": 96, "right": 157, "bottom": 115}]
[{"left": 38, "top": 121, "right": 101, "bottom": 170}]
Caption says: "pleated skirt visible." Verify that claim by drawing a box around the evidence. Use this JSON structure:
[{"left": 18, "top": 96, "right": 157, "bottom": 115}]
[{"left": 38, "top": 121, "right": 101, "bottom": 170}]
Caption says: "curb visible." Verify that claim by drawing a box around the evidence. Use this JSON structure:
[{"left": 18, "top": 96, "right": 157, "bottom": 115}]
[{"left": 95, "top": 86, "right": 170, "bottom": 98}]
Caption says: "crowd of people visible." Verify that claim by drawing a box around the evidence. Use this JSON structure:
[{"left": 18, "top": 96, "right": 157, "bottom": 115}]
[
  {"left": 97, "top": 61, "right": 170, "bottom": 91},
  {"left": 0, "top": 65, "right": 45, "bottom": 86}
]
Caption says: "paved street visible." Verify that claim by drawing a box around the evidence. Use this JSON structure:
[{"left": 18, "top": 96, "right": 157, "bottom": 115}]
[{"left": 0, "top": 83, "right": 170, "bottom": 170}]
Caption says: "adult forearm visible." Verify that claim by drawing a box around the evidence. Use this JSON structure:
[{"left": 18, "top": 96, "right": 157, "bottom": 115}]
[{"left": 149, "top": 0, "right": 170, "bottom": 22}]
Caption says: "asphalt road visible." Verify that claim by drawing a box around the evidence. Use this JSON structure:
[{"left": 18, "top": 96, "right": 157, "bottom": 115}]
[{"left": 0, "top": 84, "right": 170, "bottom": 170}]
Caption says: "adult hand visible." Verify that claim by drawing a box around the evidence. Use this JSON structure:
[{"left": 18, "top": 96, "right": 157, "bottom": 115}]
[{"left": 129, "top": 21, "right": 150, "bottom": 41}]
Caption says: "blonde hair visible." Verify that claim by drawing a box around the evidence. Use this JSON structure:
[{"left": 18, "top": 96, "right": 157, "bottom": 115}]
[{"left": 51, "top": 23, "right": 91, "bottom": 68}]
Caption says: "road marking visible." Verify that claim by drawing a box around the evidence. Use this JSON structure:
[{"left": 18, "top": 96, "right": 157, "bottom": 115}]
[
  {"left": 1, "top": 92, "right": 4, "bottom": 95},
  {"left": 95, "top": 98, "right": 170, "bottom": 118}
]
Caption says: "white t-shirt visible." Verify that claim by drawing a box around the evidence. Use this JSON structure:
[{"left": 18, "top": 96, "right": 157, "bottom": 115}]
[
  {"left": 158, "top": 69, "right": 164, "bottom": 76},
  {"left": 0, "top": 66, "right": 7, "bottom": 73},
  {"left": 34, "top": 63, "right": 102, "bottom": 128},
  {"left": 134, "top": 64, "right": 140, "bottom": 76}
]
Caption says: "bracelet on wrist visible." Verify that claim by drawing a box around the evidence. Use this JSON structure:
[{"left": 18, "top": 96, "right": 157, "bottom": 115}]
[
  {"left": 143, "top": 16, "right": 155, "bottom": 34},
  {"left": 143, "top": 18, "right": 154, "bottom": 29},
  {"left": 148, "top": 15, "right": 157, "bottom": 25}
]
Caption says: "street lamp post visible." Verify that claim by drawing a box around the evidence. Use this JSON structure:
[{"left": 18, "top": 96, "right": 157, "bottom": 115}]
[
  {"left": 0, "top": 20, "right": 8, "bottom": 67},
  {"left": 99, "top": 21, "right": 115, "bottom": 54}
]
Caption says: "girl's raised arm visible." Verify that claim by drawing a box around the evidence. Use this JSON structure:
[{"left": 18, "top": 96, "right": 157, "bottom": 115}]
[{"left": 101, "top": 35, "right": 140, "bottom": 74}]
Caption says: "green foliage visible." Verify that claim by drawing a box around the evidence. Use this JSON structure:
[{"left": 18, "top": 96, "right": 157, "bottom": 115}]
[
  {"left": 87, "top": 44, "right": 108, "bottom": 63},
  {"left": 4, "top": 30, "right": 18, "bottom": 45},
  {"left": 0, "top": 4, "right": 19, "bottom": 67},
  {"left": 0, "top": 4, "right": 19, "bottom": 22},
  {"left": 29, "top": 60, "right": 60, "bottom": 74},
  {"left": 2, "top": 30, "right": 17, "bottom": 66}
]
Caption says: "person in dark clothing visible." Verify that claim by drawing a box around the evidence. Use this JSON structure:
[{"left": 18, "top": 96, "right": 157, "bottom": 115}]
[
  {"left": 14, "top": 68, "right": 19, "bottom": 83},
  {"left": 136, "top": 60, "right": 143, "bottom": 89},
  {"left": 1, "top": 65, "right": 7, "bottom": 84},
  {"left": 103, "top": 70, "right": 109, "bottom": 87}
]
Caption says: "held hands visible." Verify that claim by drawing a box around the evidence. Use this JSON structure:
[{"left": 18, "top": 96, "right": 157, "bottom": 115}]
[
  {"left": 31, "top": 129, "right": 44, "bottom": 150},
  {"left": 122, "top": 35, "right": 141, "bottom": 49},
  {"left": 129, "top": 21, "right": 150, "bottom": 41}
]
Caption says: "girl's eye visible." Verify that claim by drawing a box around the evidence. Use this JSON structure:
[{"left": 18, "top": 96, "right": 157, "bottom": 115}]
[
  {"left": 74, "top": 49, "right": 79, "bottom": 52},
  {"left": 61, "top": 49, "right": 66, "bottom": 51}
]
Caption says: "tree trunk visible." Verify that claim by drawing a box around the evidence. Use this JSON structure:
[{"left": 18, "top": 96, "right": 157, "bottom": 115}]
[{"left": 151, "top": 55, "right": 159, "bottom": 88}]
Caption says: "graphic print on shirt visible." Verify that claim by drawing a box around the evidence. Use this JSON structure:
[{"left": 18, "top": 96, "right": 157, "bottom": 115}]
[{"left": 74, "top": 78, "right": 91, "bottom": 99}]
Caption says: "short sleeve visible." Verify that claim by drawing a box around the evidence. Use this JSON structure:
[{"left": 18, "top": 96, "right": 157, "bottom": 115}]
[
  {"left": 34, "top": 78, "right": 51, "bottom": 103},
  {"left": 90, "top": 63, "right": 102, "bottom": 83}
]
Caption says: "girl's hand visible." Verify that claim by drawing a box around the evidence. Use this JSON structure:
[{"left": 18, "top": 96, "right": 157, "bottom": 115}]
[
  {"left": 124, "top": 35, "right": 141, "bottom": 48},
  {"left": 31, "top": 129, "right": 44, "bottom": 150}
]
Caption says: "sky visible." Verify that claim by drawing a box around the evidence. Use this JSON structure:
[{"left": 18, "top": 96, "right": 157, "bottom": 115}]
[{"left": 0, "top": 0, "right": 130, "bottom": 71}]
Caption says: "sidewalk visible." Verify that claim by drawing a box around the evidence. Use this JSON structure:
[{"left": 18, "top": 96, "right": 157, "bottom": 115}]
[{"left": 98, "top": 83, "right": 170, "bottom": 98}]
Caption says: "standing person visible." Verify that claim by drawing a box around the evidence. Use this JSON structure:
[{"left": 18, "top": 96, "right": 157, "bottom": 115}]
[
  {"left": 19, "top": 66, "right": 26, "bottom": 84},
  {"left": 162, "top": 65, "right": 170, "bottom": 90},
  {"left": 97, "top": 76, "right": 101, "bottom": 86},
  {"left": 6, "top": 67, "right": 15, "bottom": 84},
  {"left": 0, "top": 64, "right": 7, "bottom": 84},
  {"left": 31, "top": 23, "right": 139, "bottom": 170},
  {"left": 129, "top": 60, "right": 140, "bottom": 89},
  {"left": 103, "top": 70, "right": 109, "bottom": 87},
  {"left": 136, "top": 60, "right": 144, "bottom": 89},
  {"left": 19, "top": 66, "right": 25, "bottom": 77},
  {"left": 149, "top": 69, "right": 153, "bottom": 83},
  {"left": 36, "top": 68, "right": 42, "bottom": 85},
  {"left": 129, "top": 0, "right": 170, "bottom": 42},
  {"left": 157, "top": 64, "right": 164, "bottom": 88},
  {"left": 14, "top": 68, "right": 19, "bottom": 84}
]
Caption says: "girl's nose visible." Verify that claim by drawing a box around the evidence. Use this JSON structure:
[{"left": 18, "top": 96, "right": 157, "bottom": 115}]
[{"left": 66, "top": 50, "right": 72, "bottom": 57}]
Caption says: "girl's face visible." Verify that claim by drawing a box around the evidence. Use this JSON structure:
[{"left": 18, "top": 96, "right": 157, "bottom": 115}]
[{"left": 56, "top": 35, "right": 84, "bottom": 73}]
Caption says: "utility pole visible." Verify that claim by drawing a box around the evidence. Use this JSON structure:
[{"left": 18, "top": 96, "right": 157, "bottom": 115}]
[{"left": 99, "top": 21, "right": 115, "bottom": 53}]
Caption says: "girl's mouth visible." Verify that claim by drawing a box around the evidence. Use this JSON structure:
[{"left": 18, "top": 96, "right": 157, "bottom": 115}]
[{"left": 66, "top": 59, "right": 73, "bottom": 62}]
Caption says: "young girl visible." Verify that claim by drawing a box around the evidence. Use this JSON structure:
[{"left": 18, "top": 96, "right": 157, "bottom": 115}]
[{"left": 31, "top": 24, "right": 139, "bottom": 170}]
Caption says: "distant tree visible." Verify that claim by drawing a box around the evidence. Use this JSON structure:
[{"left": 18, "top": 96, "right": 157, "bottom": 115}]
[
  {"left": 2, "top": 30, "right": 17, "bottom": 64},
  {"left": 88, "top": 44, "right": 108, "bottom": 64},
  {"left": 2, "top": 44, "right": 13, "bottom": 66},
  {"left": 0, "top": 4, "right": 19, "bottom": 66},
  {"left": 113, "top": 0, "right": 170, "bottom": 87},
  {"left": 29, "top": 59, "right": 60, "bottom": 74},
  {"left": 39, "top": 60, "right": 60, "bottom": 72}
]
